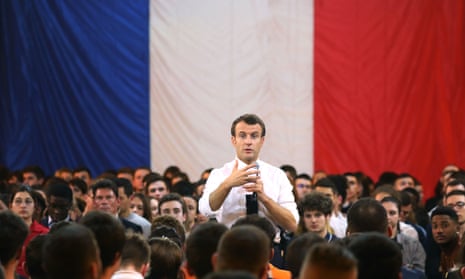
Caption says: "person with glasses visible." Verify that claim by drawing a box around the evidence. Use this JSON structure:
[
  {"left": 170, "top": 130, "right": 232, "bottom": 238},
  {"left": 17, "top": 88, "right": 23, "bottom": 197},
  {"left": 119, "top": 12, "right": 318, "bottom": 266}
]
[
  {"left": 293, "top": 173, "right": 312, "bottom": 202},
  {"left": 9, "top": 186, "right": 49, "bottom": 279},
  {"left": 445, "top": 190, "right": 465, "bottom": 242}
]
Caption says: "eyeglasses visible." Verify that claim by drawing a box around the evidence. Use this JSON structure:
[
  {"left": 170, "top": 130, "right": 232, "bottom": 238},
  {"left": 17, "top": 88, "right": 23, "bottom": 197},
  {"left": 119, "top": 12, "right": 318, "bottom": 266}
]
[
  {"left": 13, "top": 198, "right": 34, "bottom": 205},
  {"left": 296, "top": 184, "right": 312, "bottom": 189},
  {"left": 447, "top": 201, "right": 465, "bottom": 210}
]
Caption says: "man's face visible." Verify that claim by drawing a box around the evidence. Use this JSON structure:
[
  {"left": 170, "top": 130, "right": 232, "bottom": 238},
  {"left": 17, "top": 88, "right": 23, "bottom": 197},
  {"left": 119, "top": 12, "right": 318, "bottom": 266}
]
[
  {"left": 345, "top": 175, "right": 361, "bottom": 201},
  {"left": 93, "top": 188, "right": 120, "bottom": 215},
  {"left": 432, "top": 215, "right": 459, "bottom": 244},
  {"left": 303, "top": 210, "right": 329, "bottom": 236},
  {"left": 400, "top": 204, "right": 413, "bottom": 222},
  {"left": 48, "top": 196, "right": 72, "bottom": 222},
  {"left": 74, "top": 171, "right": 91, "bottom": 186},
  {"left": 183, "top": 196, "right": 197, "bottom": 224},
  {"left": 295, "top": 178, "right": 312, "bottom": 201},
  {"left": 393, "top": 177, "right": 415, "bottom": 191},
  {"left": 117, "top": 188, "right": 130, "bottom": 211},
  {"left": 133, "top": 169, "right": 150, "bottom": 192},
  {"left": 159, "top": 200, "right": 185, "bottom": 224},
  {"left": 23, "top": 172, "right": 42, "bottom": 186},
  {"left": 231, "top": 121, "right": 264, "bottom": 164},
  {"left": 147, "top": 181, "right": 169, "bottom": 200},
  {"left": 446, "top": 195, "right": 465, "bottom": 225},
  {"left": 382, "top": 201, "right": 399, "bottom": 235}
]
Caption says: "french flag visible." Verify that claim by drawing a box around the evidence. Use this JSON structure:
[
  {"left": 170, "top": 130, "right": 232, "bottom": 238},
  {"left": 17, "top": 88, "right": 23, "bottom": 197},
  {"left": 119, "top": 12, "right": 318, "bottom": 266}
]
[{"left": 1, "top": 1, "right": 464, "bottom": 200}]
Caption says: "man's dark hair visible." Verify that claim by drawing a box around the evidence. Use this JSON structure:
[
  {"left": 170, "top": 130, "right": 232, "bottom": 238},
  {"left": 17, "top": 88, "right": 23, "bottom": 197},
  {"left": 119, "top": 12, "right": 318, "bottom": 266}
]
[
  {"left": 204, "top": 271, "right": 256, "bottom": 279},
  {"left": 348, "top": 232, "right": 402, "bottom": 279},
  {"left": 143, "top": 173, "right": 170, "bottom": 195},
  {"left": 303, "top": 243, "right": 357, "bottom": 274},
  {"left": 114, "top": 178, "right": 133, "bottom": 197},
  {"left": 22, "top": 165, "right": 45, "bottom": 180},
  {"left": 431, "top": 206, "right": 459, "bottom": 223},
  {"left": 146, "top": 237, "right": 183, "bottom": 279},
  {"left": 69, "top": 178, "right": 88, "bottom": 195},
  {"left": 117, "top": 167, "right": 134, "bottom": 176},
  {"left": 285, "top": 233, "right": 326, "bottom": 279},
  {"left": 46, "top": 183, "right": 73, "bottom": 202},
  {"left": 0, "top": 210, "right": 29, "bottom": 265},
  {"left": 298, "top": 192, "right": 333, "bottom": 216},
  {"left": 295, "top": 173, "right": 312, "bottom": 181},
  {"left": 231, "top": 114, "right": 266, "bottom": 137},
  {"left": 445, "top": 190, "right": 465, "bottom": 200},
  {"left": 347, "top": 197, "right": 388, "bottom": 234},
  {"left": 280, "top": 165, "right": 297, "bottom": 180},
  {"left": 25, "top": 234, "right": 48, "bottom": 279},
  {"left": 120, "top": 232, "right": 150, "bottom": 270},
  {"left": 80, "top": 211, "right": 126, "bottom": 271},
  {"left": 151, "top": 215, "right": 186, "bottom": 245},
  {"left": 91, "top": 179, "right": 119, "bottom": 198},
  {"left": 232, "top": 215, "right": 275, "bottom": 248},
  {"left": 314, "top": 177, "right": 338, "bottom": 194},
  {"left": 185, "top": 222, "right": 229, "bottom": 278},
  {"left": 43, "top": 223, "right": 100, "bottom": 279},
  {"left": 73, "top": 167, "right": 92, "bottom": 177},
  {"left": 326, "top": 175, "right": 347, "bottom": 202}
]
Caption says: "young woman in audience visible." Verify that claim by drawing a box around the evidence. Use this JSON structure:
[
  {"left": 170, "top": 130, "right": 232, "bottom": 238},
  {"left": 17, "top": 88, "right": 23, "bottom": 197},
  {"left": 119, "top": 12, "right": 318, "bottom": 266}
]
[{"left": 130, "top": 192, "right": 152, "bottom": 222}]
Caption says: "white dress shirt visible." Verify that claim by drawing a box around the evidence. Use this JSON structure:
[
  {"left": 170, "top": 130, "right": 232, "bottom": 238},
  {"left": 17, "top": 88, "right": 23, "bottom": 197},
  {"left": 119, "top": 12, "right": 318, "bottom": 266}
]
[{"left": 199, "top": 158, "right": 299, "bottom": 230}]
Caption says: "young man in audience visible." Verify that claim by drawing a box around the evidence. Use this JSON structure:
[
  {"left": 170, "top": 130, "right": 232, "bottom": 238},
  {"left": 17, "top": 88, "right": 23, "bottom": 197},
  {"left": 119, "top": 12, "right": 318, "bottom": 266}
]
[
  {"left": 41, "top": 182, "right": 74, "bottom": 227},
  {"left": 22, "top": 166, "right": 45, "bottom": 187},
  {"left": 80, "top": 211, "right": 126, "bottom": 279},
  {"left": 213, "top": 225, "right": 270, "bottom": 279},
  {"left": 111, "top": 232, "right": 150, "bottom": 279},
  {"left": 0, "top": 211, "right": 29, "bottom": 279},
  {"left": 144, "top": 174, "right": 170, "bottom": 201},
  {"left": 43, "top": 223, "right": 101, "bottom": 279},
  {"left": 299, "top": 243, "right": 357, "bottom": 279},
  {"left": 73, "top": 167, "right": 93, "bottom": 188},
  {"left": 133, "top": 167, "right": 151, "bottom": 193},
  {"left": 158, "top": 193, "right": 187, "bottom": 228}
]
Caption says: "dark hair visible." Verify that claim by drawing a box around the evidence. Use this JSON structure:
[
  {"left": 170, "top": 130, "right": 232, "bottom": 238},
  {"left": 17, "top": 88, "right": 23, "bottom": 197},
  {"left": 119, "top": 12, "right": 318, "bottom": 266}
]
[
  {"left": 9, "top": 185, "right": 34, "bottom": 204},
  {"left": 22, "top": 165, "right": 45, "bottom": 180},
  {"left": 91, "top": 179, "right": 119, "bottom": 198},
  {"left": 151, "top": 215, "right": 186, "bottom": 245},
  {"left": 46, "top": 183, "right": 73, "bottom": 202},
  {"left": 380, "top": 196, "right": 401, "bottom": 212},
  {"left": 131, "top": 193, "right": 152, "bottom": 221},
  {"left": 348, "top": 232, "right": 402, "bottom": 279},
  {"left": 303, "top": 243, "right": 357, "bottom": 272},
  {"left": 232, "top": 215, "right": 275, "bottom": 248},
  {"left": 295, "top": 173, "right": 312, "bottom": 181},
  {"left": 347, "top": 198, "right": 388, "bottom": 234},
  {"left": 445, "top": 190, "right": 465, "bottom": 200},
  {"left": 280, "top": 165, "right": 297, "bottom": 180},
  {"left": 0, "top": 211, "right": 29, "bottom": 265},
  {"left": 25, "top": 234, "right": 48, "bottom": 279},
  {"left": 146, "top": 237, "right": 183, "bottom": 279},
  {"left": 285, "top": 232, "right": 326, "bottom": 278},
  {"left": 297, "top": 192, "right": 333, "bottom": 235},
  {"left": 73, "top": 167, "right": 92, "bottom": 177},
  {"left": 431, "top": 206, "right": 459, "bottom": 223},
  {"left": 80, "top": 211, "right": 126, "bottom": 271},
  {"left": 144, "top": 173, "right": 170, "bottom": 195},
  {"left": 117, "top": 167, "right": 134, "bottom": 176},
  {"left": 114, "top": 178, "right": 133, "bottom": 197},
  {"left": 158, "top": 193, "right": 187, "bottom": 216},
  {"left": 204, "top": 271, "right": 256, "bottom": 279},
  {"left": 43, "top": 223, "right": 100, "bottom": 279},
  {"left": 314, "top": 177, "right": 337, "bottom": 194},
  {"left": 185, "top": 222, "right": 228, "bottom": 278},
  {"left": 121, "top": 232, "right": 150, "bottom": 270},
  {"left": 231, "top": 114, "right": 266, "bottom": 137},
  {"left": 69, "top": 178, "right": 88, "bottom": 195}
]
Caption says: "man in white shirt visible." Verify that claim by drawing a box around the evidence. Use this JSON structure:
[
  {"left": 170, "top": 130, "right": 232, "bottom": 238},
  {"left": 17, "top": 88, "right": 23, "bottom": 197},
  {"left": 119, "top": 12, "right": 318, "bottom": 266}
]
[{"left": 199, "top": 114, "right": 298, "bottom": 232}]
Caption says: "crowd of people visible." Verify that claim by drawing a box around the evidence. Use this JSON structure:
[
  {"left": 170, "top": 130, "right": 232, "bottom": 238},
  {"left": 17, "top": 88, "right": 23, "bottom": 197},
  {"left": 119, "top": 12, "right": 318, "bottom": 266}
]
[{"left": 0, "top": 113, "right": 464, "bottom": 279}]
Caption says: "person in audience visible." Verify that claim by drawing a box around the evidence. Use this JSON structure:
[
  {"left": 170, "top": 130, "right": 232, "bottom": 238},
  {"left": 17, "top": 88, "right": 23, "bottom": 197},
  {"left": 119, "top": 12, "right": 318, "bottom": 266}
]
[
  {"left": 299, "top": 243, "right": 358, "bottom": 279},
  {"left": 55, "top": 167, "right": 73, "bottom": 182},
  {"left": 151, "top": 215, "right": 186, "bottom": 246},
  {"left": 293, "top": 173, "right": 312, "bottom": 202},
  {"left": 430, "top": 207, "right": 461, "bottom": 278},
  {"left": 111, "top": 232, "right": 150, "bottom": 279},
  {"left": 182, "top": 195, "right": 200, "bottom": 234},
  {"left": 73, "top": 167, "right": 92, "bottom": 187},
  {"left": 232, "top": 215, "right": 292, "bottom": 279},
  {"left": 130, "top": 192, "right": 152, "bottom": 222},
  {"left": 393, "top": 173, "right": 416, "bottom": 192},
  {"left": 133, "top": 167, "right": 151, "bottom": 193},
  {"left": 284, "top": 233, "right": 326, "bottom": 279},
  {"left": 183, "top": 222, "right": 229, "bottom": 279},
  {"left": 344, "top": 172, "right": 363, "bottom": 208},
  {"left": 80, "top": 211, "right": 126, "bottom": 279},
  {"left": 24, "top": 234, "right": 47, "bottom": 279},
  {"left": 380, "top": 196, "right": 425, "bottom": 275},
  {"left": 199, "top": 114, "right": 298, "bottom": 233},
  {"left": 296, "top": 192, "right": 337, "bottom": 242},
  {"left": 348, "top": 232, "right": 402, "bottom": 279},
  {"left": 69, "top": 178, "right": 88, "bottom": 200},
  {"left": 117, "top": 167, "right": 134, "bottom": 183},
  {"left": 280, "top": 165, "right": 297, "bottom": 186},
  {"left": 115, "top": 178, "right": 151, "bottom": 238},
  {"left": 22, "top": 166, "right": 45, "bottom": 187},
  {"left": 146, "top": 237, "right": 183, "bottom": 279},
  {"left": 41, "top": 182, "right": 74, "bottom": 228},
  {"left": 311, "top": 170, "right": 327, "bottom": 185},
  {"left": 159, "top": 193, "right": 187, "bottom": 228},
  {"left": 213, "top": 225, "right": 270, "bottom": 279},
  {"left": 445, "top": 190, "right": 465, "bottom": 240},
  {"left": 43, "top": 223, "right": 101, "bottom": 279},
  {"left": 144, "top": 173, "right": 170, "bottom": 201},
  {"left": 9, "top": 186, "right": 49, "bottom": 279},
  {"left": 313, "top": 177, "right": 347, "bottom": 238},
  {"left": 204, "top": 271, "right": 256, "bottom": 279},
  {"left": 149, "top": 196, "right": 159, "bottom": 221},
  {"left": 91, "top": 179, "right": 142, "bottom": 234}
]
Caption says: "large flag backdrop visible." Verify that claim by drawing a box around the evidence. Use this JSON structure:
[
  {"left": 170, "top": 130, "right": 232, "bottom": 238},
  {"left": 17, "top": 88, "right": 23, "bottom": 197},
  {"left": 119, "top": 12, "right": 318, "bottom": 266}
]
[{"left": 1, "top": 1, "right": 464, "bottom": 199}]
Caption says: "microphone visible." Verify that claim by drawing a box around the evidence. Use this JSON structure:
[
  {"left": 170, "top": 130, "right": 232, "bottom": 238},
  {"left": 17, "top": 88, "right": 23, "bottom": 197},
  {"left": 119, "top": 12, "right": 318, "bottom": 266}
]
[{"left": 246, "top": 162, "right": 259, "bottom": 215}]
